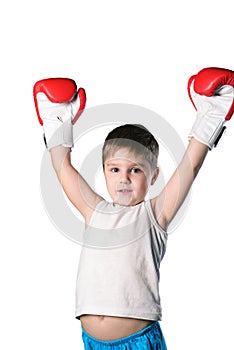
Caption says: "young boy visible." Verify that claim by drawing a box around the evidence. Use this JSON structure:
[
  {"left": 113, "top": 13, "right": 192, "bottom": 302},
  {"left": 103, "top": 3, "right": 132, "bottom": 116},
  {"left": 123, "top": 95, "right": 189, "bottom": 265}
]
[{"left": 34, "top": 67, "right": 234, "bottom": 349}]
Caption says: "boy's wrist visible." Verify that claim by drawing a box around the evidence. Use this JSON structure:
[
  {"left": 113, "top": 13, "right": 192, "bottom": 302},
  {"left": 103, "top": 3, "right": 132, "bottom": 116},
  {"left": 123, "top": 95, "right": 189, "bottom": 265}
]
[{"left": 50, "top": 145, "right": 72, "bottom": 172}]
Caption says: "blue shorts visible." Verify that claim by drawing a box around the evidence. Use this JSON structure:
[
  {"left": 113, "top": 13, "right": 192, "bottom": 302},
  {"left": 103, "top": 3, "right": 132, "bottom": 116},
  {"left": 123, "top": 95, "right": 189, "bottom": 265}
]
[{"left": 81, "top": 321, "right": 167, "bottom": 349}]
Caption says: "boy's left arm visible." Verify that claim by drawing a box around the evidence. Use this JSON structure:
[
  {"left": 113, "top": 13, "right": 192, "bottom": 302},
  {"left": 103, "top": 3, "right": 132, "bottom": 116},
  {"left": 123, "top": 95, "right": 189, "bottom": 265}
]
[
  {"left": 152, "top": 67, "right": 234, "bottom": 231},
  {"left": 151, "top": 138, "right": 208, "bottom": 231}
]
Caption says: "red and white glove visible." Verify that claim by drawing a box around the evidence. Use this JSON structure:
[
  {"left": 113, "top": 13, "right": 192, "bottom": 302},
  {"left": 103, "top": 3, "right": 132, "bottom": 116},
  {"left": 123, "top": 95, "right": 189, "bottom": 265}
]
[
  {"left": 188, "top": 67, "right": 234, "bottom": 149},
  {"left": 33, "top": 78, "right": 86, "bottom": 149}
]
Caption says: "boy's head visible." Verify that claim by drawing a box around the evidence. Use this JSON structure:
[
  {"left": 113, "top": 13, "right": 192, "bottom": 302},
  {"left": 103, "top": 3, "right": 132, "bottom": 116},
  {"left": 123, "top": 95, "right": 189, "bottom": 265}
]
[
  {"left": 102, "top": 124, "right": 160, "bottom": 206},
  {"left": 102, "top": 124, "right": 159, "bottom": 169}
]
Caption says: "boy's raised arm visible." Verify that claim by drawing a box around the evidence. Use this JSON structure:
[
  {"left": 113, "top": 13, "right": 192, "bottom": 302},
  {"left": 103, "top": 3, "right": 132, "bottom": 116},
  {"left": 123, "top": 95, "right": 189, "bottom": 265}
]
[
  {"left": 34, "top": 77, "right": 103, "bottom": 223},
  {"left": 152, "top": 138, "right": 208, "bottom": 231},
  {"left": 152, "top": 67, "right": 234, "bottom": 231}
]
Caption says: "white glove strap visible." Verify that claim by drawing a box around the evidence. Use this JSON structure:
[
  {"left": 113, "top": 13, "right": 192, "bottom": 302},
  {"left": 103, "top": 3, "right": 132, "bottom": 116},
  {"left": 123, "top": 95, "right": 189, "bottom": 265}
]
[
  {"left": 189, "top": 84, "right": 234, "bottom": 149},
  {"left": 43, "top": 118, "right": 73, "bottom": 149}
]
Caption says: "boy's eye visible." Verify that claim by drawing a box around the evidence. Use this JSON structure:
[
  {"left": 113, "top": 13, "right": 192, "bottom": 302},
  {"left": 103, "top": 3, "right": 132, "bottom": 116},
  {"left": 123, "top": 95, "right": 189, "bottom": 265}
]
[
  {"left": 111, "top": 167, "right": 119, "bottom": 173},
  {"left": 131, "top": 167, "right": 141, "bottom": 173}
]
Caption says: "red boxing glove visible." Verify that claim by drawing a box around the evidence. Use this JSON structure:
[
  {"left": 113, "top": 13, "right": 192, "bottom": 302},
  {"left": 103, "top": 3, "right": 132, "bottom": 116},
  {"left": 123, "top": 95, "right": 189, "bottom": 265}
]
[
  {"left": 33, "top": 78, "right": 86, "bottom": 149},
  {"left": 188, "top": 67, "right": 234, "bottom": 148}
]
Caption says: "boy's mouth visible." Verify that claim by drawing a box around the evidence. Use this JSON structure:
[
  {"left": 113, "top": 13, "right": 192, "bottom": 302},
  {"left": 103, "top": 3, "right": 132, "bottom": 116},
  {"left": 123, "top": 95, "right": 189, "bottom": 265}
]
[{"left": 117, "top": 188, "right": 133, "bottom": 194}]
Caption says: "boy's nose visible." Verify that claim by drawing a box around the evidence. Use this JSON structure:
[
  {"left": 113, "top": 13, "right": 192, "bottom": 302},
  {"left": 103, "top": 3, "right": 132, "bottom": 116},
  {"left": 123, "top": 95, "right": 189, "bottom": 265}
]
[
  {"left": 120, "top": 177, "right": 130, "bottom": 184},
  {"left": 119, "top": 169, "right": 131, "bottom": 184}
]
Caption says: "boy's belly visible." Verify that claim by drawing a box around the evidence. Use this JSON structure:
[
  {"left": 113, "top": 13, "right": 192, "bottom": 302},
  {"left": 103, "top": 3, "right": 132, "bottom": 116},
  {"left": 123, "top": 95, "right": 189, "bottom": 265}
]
[{"left": 80, "top": 314, "right": 154, "bottom": 341}]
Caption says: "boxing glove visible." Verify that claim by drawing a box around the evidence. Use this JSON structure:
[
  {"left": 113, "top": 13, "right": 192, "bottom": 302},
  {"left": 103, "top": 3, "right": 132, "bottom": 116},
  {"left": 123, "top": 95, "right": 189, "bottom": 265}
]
[
  {"left": 33, "top": 78, "right": 86, "bottom": 149},
  {"left": 188, "top": 67, "right": 234, "bottom": 149}
]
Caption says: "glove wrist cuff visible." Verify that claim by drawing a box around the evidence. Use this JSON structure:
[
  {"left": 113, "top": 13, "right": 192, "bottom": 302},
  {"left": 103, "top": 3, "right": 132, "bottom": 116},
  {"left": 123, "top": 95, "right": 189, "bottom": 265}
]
[
  {"left": 188, "top": 114, "right": 226, "bottom": 149},
  {"left": 43, "top": 119, "right": 73, "bottom": 149}
]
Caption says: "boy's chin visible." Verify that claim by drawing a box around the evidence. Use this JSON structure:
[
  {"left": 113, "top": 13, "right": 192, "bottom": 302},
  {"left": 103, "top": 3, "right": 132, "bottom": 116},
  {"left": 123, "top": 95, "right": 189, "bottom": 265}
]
[{"left": 114, "top": 194, "right": 139, "bottom": 207}]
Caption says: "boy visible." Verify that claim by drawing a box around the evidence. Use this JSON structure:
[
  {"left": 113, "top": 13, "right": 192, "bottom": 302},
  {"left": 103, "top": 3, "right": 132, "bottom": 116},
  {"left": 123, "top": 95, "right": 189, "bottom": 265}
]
[{"left": 34, "top": 67, "right": 234, "bottom": 349}]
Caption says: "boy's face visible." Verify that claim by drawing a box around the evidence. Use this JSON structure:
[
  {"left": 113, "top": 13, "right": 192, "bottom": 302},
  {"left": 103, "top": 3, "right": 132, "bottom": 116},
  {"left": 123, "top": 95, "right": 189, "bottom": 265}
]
[{"left": 103, "top": 147, "right": 159, "bottom": 206}]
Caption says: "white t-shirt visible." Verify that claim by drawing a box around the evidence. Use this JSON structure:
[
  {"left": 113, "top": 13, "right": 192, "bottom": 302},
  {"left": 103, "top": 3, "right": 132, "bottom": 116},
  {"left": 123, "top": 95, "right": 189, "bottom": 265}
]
[{"left": 75, "top": 199, "right": 168, "bottom": 321}]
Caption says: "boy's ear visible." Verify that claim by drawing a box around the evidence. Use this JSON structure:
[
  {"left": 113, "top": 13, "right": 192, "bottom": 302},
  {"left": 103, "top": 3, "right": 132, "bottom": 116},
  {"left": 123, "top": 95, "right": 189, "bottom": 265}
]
[{"left": 151, "top": 167, "right": 159, "bottom": 185}]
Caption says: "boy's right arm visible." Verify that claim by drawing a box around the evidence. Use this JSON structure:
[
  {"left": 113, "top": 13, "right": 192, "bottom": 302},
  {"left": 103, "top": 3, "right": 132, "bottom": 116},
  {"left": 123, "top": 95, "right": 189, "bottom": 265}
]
[
  {"left": 34, "top": 77, "right": 104, "bottom": 223},
  {"left": 50, "top": 146, "right": 104, "bottom": 223}
]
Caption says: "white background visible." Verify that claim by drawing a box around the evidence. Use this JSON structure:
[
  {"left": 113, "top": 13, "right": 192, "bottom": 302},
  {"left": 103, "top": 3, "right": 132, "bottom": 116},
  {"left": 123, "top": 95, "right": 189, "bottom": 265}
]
[{"left": 1, "top": 0, "right": 234, "bottom": 349}]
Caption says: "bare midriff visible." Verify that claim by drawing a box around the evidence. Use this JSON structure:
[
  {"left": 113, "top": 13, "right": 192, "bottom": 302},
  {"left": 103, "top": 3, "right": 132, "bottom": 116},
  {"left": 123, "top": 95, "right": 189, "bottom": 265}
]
[{"left": 80, "top": 315, "right": 154, "bottom": 341}]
